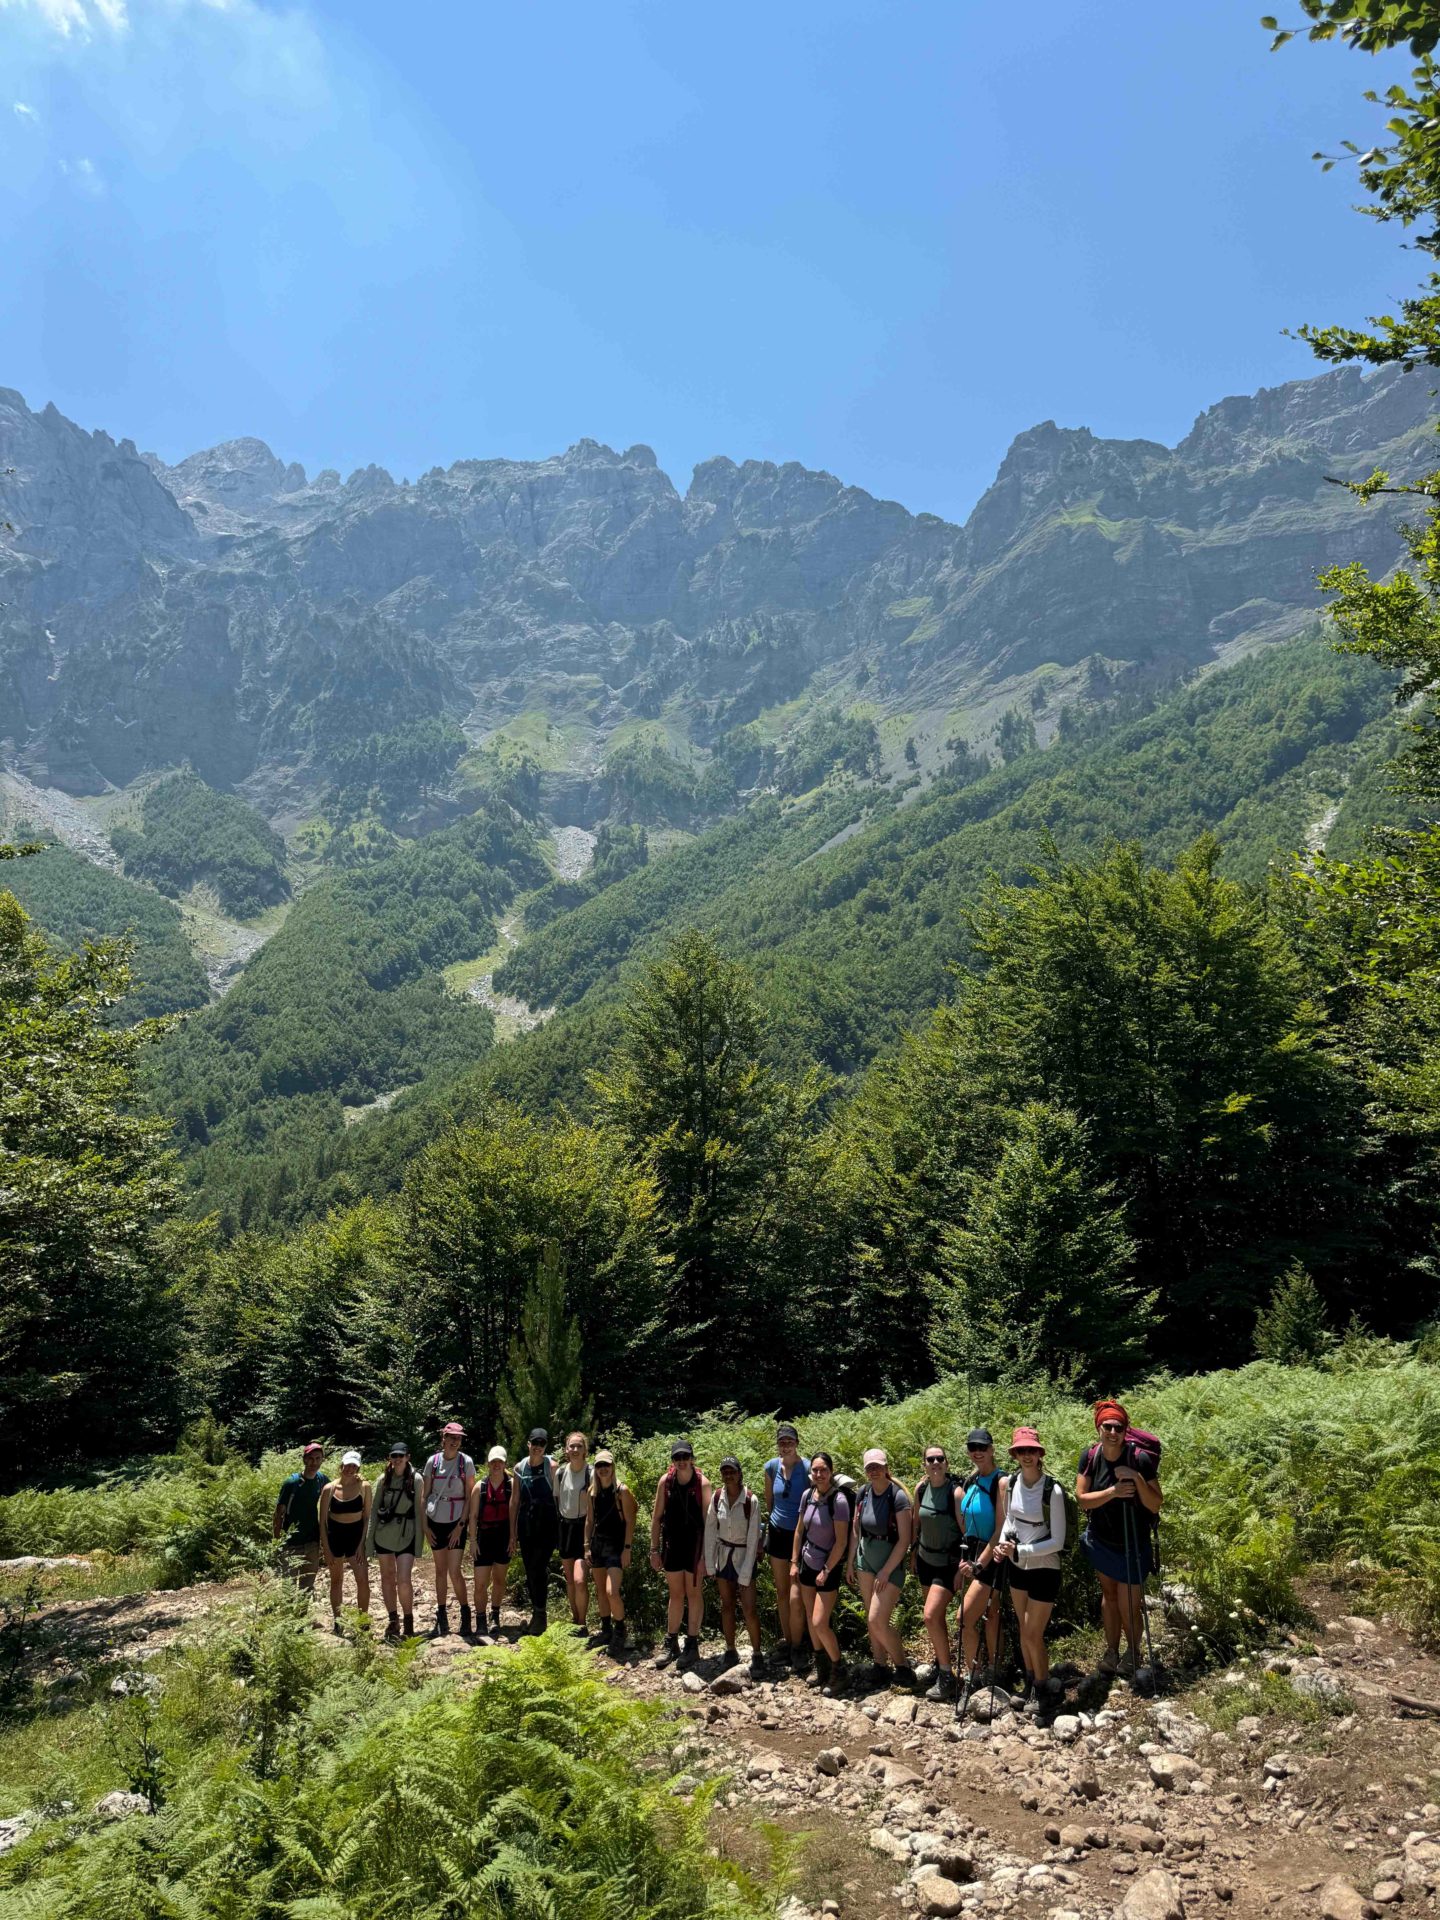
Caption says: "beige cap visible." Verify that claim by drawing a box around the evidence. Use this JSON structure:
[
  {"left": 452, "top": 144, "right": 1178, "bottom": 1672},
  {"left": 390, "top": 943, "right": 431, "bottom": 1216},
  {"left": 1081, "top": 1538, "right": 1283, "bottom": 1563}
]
[
  {"left": 487, "top": 1445, "right": 507, "bottom": 1464},
  {"left": 594, "top": 1449, "right": 615, "bottom": 1466},
  {"left": 862, "top": 1447, "right": 889, "bottom": 1468}
]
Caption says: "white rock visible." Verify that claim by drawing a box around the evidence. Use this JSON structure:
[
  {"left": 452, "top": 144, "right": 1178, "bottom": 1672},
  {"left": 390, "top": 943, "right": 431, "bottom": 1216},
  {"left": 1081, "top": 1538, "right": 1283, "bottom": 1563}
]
[
  {"left": 94, "top": 1792, "right": 154, "bottom": 1821},
  {"left": 1117, "top": 1868, "right": 1184, "bottom": 1920},
  {"left": 1146, "top": 1753, "right": 1201, "bottom": 1791},
  {"left": 917, "top": 1876, "right": 967, "bottom": 1917}
]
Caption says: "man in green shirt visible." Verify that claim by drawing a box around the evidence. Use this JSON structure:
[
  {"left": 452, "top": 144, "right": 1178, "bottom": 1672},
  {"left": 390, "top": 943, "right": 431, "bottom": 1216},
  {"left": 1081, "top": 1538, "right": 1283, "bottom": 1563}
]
[{"left": 273, "top": 1441, "right": 328, "bottom": 1593}]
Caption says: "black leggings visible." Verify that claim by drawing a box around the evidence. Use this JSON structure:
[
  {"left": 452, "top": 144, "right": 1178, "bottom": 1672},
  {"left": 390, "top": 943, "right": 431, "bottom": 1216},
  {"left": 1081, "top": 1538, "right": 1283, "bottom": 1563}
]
[{"left": 520, "top": 1532, "right": 556, "bottom": 1620}]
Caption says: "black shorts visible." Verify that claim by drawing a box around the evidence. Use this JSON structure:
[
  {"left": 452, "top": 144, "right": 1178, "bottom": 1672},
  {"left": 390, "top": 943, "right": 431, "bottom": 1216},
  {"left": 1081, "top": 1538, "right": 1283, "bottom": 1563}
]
[
  {"left": 429, "top": 1518, "right": 467, "bottom": 1552},
  {"left": 474, "top": 1524, "right": 511, "bottom": 1569},
  {"left": 797, "top": 1560, "right": 838, "bottom": 1591},
  {"left": 326, "top": 1520, "right": 366, "bottom": 1560},
  {"left": 1007, "top": 1563, "right": 1061, "bottom": 1604},
  {"left": 916, "top": 1553, "right": 961, "bottom": 1591},
  {"left": 766, "top": 1522, "right": 797, "bottom": 1560},
  {"left": 590, "top": 1543, "right": 626, "bottom": 1569},
  {"left": 558, "top": 1516, "right": 586, "bottom": 1563},
  {"left": 661, "top": 1537, "right": 701, "bottom": 1577}
]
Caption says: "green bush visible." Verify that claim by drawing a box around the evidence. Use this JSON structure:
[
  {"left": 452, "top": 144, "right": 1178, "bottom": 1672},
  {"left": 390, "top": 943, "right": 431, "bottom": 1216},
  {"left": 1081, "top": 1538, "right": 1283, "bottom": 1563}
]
[{"left": 0, "top": 1582, "right": 779, "bottom": 1918}]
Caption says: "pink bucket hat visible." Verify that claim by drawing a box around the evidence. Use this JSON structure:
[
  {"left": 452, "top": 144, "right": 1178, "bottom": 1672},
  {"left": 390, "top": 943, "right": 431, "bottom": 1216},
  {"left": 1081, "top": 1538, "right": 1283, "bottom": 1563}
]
[{"left": 1008, "top": 1426, "right": 1045, "bottom": 1457}]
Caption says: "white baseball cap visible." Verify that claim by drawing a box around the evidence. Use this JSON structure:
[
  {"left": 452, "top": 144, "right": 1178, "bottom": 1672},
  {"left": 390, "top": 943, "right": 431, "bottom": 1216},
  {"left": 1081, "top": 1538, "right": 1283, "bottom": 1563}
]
[
  {"left": 487, "top": 1444, "right": 508, "bottom": 1464},
  {"left": 341, "top": 1449, "right": 362, "bottom": 1468}
]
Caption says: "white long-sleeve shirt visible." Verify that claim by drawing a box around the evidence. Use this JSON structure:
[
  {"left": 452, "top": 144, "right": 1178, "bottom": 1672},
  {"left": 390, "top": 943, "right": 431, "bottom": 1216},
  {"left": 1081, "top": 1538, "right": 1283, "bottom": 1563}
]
[
  {"left": 703, "top": 1484, "right": 761, "bottom": 1586},
  {"left": 999, "top": 1470, "right": 1066, "bottom": 1571}
]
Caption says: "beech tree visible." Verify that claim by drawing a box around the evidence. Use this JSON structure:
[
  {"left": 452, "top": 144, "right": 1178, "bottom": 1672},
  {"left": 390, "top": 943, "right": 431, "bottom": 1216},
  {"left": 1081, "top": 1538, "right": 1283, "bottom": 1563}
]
[{"left": 0, "top": 892, "right": 184, "bottom": 1468}]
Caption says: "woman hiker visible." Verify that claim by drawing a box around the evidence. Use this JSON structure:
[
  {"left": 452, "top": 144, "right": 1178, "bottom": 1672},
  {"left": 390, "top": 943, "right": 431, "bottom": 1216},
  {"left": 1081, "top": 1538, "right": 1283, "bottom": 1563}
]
[
  {"left": 584, "top": 1448, "right": 637, "bottom": 1657},
  {"left": 317, "top": 1449, "right": 371, "bottom": 1635},
  {"left": 704, "top": 1454, "right": 765, "bottom": 1678},
  {"left": 556, "top": 1431, "right": 594, "bottom": 1634},
  {"left": 955, "top": 1427, "right": 1007, "bottom": 1699},
  {"left": 911, "top": 1439, "right": 966, "bottom": 1702},
  {"left": 763, "top": 1421, "right": 811, "bottom": 1674},
  {"left": 470, "top": 1445, "right": 513, "bottom": 1638},
  {"left": 849, "top": 1447, "right": 915, "bottom": 1690},
  {"left": 511, "top": 1428, "right": 559, "bottom": 1634},
  {"left": 368, "top": 1441, "right": 425, "bottom": 1640},
  {"left": 650, "top": 1437, "right": 710, "bottom": 1670},
  {"left": 423, "top": 1421, "right": 475, "bottom": 1638},
  {"left": 994, "top": 1425, "right": 1067, "bottom": 1706},
  {"left": 1077, "top": 1399, "right": 1162, "bottom": 1677},
  {"left": 791, "top": 1452, "right": 851, "bottom": 1695}
]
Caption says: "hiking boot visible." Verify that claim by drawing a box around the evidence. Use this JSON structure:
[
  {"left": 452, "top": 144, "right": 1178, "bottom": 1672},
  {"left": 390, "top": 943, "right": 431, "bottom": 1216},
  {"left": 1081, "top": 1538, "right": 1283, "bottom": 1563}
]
[
  {"left": 749, "top": 1650, "right": 766, "bottom": 1681},
  {"left": 822, "top": 1659, "right": 848, "bottom": 1698},
  {"left": 1118, "top": 1650, "right": 1136, "bottom": 1678},
  {"left": 720, "top": 1647, "right": 740, "bottom": 1671},
  {"left": 893, "top": 1664, "right": 919, "bottom": 1692},
  {"left": 402, "top": 1614, "right": 415, "bottom": 1638},
  {"left": 384, "top": 1613, "right": 400, "bottom": 1643},
  {"left": 863, "top": 1660, "right": 892, "bottom": 1691},
  {"left": 459, "top": 1604, "right": 473, "bottom": 1638},
  {"left": 678, "top": 1635, "right": 700, "bottom": 1670},
  {"left": 525, "top": 1613, "right": 548, "bottom": 1637},
  {"left": 609, "top": 1622, "right": 628, "bottom": 1660},
  {"left": 331, "top": 1616, "right": 344, "bottom": 1637},
  {"left": 488, "top": 1608, "right": 502, "bottom": 1634},
  {"left": 570, "top": 1622, "right": 590, "bottom": 1638},
  {"left": 654, "top": 1634, "right": 681, "bottom": 1669},
  {"left": 1039, "top": 1674, "right": 1064, "bottom": 1700},
  {"left": 806, "top": 1648, "right": 831, "bottom": 1690},
  {"left": 1097, "top": 1646, "right": 1121, "bottom": 1676},
  {"left": 431, "top": 1609, "right": 450, "bottom": 1639},
  {"left": 925, "top": 1668, "right": 958, "bottom": 1704},
  {"left": 589, "top": 1617, "right": 614, "bottom": 1646},
  {"left": 790, "top": 1645, "right": 813, "bottom": 1677}
]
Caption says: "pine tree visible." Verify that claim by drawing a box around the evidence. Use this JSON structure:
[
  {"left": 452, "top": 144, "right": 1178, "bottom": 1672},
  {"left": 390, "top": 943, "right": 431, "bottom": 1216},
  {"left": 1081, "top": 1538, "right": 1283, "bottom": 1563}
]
[
  {"left": 1254, "top": 1261, "right": 1333, "bottom": 1365},
  {"left": 930, "top": 1101, "right": 1155, "bottom": 1391},
  {"left": 496, "top": 1243, "right": 593, "bottom": 1450}
]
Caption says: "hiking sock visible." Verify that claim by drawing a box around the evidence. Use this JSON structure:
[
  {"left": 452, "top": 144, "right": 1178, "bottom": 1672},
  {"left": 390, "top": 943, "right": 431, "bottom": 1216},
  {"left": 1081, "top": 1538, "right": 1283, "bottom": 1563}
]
[{"left": 459, "top": 1604, "right": 473, "bottom": 1637}]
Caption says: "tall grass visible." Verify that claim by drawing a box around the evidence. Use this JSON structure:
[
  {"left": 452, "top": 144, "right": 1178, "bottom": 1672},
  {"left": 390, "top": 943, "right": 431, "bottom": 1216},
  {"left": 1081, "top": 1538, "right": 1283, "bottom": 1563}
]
[
  {"left": 3, "top": 1348, "right": 1436, "bottom": 1650},
  {"left": 0, "top": 1582, "right": 779, "bottom": 1917}
]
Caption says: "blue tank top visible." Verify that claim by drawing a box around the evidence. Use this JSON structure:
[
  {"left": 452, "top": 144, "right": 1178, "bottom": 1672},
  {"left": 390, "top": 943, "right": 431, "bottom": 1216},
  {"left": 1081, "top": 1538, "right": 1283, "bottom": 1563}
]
[
  {"left": 960, "top": 1468, "right": 1000, "bottom": 1543},
  {"left": 765, "top": 1456, "right": 810, "bottom": 1528}
]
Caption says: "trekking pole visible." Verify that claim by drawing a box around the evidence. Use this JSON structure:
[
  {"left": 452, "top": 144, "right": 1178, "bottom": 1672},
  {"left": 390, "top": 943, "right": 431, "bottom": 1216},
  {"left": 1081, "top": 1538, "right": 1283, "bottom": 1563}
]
[
  {"left": 1120, "top": 1498, "right": 1156, "bottom": 1694},
  {"left": 988, "top": 1558, "right": 1012, "bottom": 1723}
]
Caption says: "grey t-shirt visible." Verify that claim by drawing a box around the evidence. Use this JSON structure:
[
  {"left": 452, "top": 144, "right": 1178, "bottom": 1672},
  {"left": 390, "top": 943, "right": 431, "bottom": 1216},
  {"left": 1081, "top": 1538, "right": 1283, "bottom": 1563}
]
[{"left": 856, "top": 1481, "right": 911, "bottom": 1573}]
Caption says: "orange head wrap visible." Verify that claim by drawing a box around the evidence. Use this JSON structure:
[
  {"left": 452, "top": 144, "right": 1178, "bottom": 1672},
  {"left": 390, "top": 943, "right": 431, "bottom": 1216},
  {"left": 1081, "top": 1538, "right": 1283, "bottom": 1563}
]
[{"left": 1094, "top": 1400, "right": 1129, "bottom": 1432}]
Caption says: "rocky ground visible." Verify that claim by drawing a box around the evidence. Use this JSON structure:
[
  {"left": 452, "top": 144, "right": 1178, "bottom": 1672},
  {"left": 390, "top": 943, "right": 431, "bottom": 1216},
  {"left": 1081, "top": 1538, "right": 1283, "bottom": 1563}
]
[{"left": 12, "top": 1567, "right": 1439, "bottom": 1920}]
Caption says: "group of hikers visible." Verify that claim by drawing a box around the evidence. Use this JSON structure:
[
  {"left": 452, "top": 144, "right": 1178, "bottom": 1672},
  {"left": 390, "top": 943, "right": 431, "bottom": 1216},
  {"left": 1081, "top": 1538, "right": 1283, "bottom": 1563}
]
[{"left": 273, "top": 1400, "right": 1162, "bottom": 1705}]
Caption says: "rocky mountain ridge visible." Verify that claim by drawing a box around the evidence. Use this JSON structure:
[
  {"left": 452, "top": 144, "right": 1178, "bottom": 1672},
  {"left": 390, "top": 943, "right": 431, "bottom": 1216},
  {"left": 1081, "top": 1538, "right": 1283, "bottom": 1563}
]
[{"left": 0, "top": 365, "right": 1431, "bottom": 813}]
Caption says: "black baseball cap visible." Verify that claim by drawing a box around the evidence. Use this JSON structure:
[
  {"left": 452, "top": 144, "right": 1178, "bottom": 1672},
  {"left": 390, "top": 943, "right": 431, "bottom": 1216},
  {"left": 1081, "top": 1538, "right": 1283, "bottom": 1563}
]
[
  {"left": 529, "top": 1428, "right": 549, "bottom": 1447},
  {"left": 720, "top": 1454, "right": 741, "bottom": 1474},
  {"left": 670, "top": 1438, "right": 694, "bottom": 1460},
  {"left": 775, "top": 1421, "right": 799, "bottom": 1443},
  {"left": 387, "top": 1440, "right": 409, "bottom": 1456},
  {"left": 966, "top": 1428, "right": 994, "bottom": 1450}
]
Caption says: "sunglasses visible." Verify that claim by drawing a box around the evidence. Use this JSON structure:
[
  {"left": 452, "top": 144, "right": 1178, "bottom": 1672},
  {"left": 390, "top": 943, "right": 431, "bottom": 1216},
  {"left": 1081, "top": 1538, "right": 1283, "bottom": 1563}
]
[
  {"left": 966, "top": 1443, "right": 991, "bottom": 1453},
  {"left": 925, "top": 1454, "right": 947, "bottom": 1466},
  {"left": 1099, "top": 1422, "right": 1126, "bottom": 1434},
  {"left": 1013, "top": 1448, "right": 1041, "bottom": 1458}
]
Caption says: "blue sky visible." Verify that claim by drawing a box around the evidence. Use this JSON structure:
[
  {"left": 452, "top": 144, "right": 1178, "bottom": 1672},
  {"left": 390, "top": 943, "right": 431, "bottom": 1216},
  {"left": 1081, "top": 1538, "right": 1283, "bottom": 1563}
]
[{"left": 0, "top": 0, "right": 1416, "bottom": 523}]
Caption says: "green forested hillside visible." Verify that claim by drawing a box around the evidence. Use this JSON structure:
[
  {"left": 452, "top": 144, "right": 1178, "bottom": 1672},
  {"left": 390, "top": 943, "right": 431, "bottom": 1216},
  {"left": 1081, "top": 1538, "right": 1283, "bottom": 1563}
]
[
  {"left": 110, "top": 770, "right": 291, "bottom": 918},
  {"left": 172, "top": 634, "right": 1400, "bottom": 1232},
  {"left": 0, "top": 841, "right": 211, "bottom": 1019},
  {"left": 148, "top": 807, "right": 549, "bottom": 1228},
  {"left": 495, "top": 634, "right": 1394, "bottom": 1073}
]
